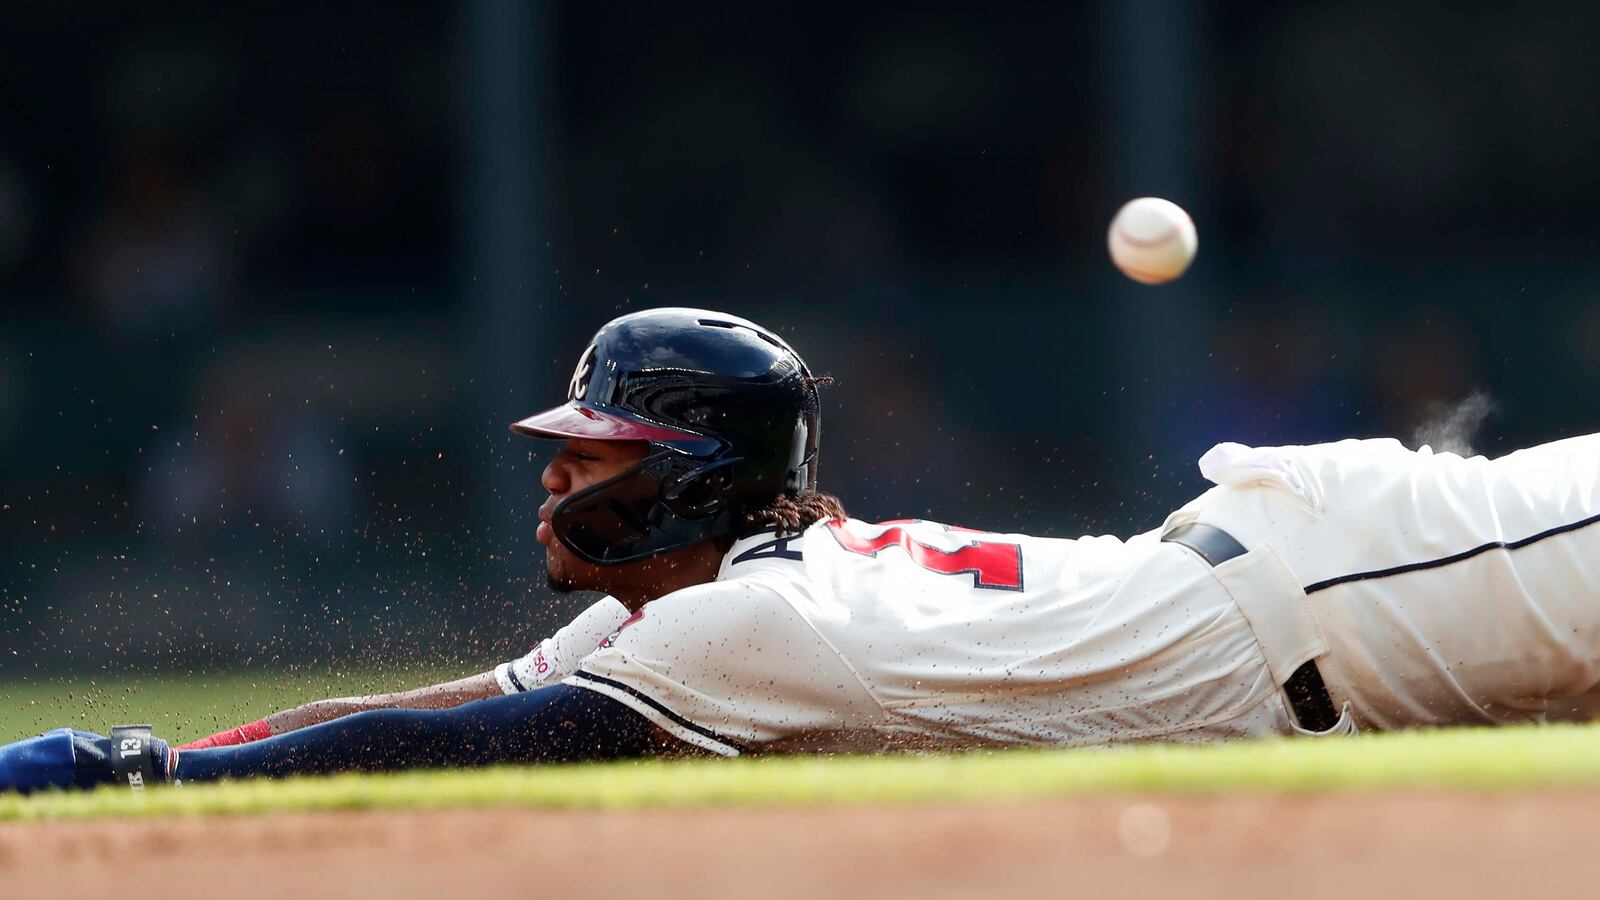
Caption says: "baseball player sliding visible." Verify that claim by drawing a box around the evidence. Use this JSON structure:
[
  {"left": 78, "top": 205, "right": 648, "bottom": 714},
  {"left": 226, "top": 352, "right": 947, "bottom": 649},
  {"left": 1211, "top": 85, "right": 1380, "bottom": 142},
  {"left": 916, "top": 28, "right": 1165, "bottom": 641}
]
[{"left": 4, "top": 307, "right": 1599, "bottom": 792}]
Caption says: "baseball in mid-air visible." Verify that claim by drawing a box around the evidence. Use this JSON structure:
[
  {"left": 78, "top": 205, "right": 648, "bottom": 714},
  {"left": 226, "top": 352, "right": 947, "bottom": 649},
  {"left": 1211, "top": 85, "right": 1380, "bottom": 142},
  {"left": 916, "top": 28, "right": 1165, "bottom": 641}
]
[{"left": 1107, "top": 197, "right": 1198, "bottom": 285}]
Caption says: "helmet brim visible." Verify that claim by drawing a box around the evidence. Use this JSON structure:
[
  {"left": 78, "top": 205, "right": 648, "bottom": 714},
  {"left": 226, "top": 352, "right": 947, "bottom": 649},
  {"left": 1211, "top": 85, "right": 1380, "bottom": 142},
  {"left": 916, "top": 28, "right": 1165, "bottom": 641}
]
[{"left": 510, "top": 401, "right": 718, "bottom": 449}]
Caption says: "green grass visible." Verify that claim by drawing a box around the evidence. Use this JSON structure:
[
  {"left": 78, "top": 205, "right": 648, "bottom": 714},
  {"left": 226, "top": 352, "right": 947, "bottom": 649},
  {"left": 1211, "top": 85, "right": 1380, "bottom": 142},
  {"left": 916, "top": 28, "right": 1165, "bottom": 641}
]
[{"left": 4, "top": 671, "right": 1600, "bottom": 821}]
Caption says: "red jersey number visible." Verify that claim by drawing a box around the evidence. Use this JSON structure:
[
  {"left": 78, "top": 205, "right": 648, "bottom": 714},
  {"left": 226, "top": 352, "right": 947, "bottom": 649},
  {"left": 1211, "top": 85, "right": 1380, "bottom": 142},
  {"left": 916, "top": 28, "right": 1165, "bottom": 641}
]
[{"left": 826, "top": 520, "right": 1024, "bottom": 591}]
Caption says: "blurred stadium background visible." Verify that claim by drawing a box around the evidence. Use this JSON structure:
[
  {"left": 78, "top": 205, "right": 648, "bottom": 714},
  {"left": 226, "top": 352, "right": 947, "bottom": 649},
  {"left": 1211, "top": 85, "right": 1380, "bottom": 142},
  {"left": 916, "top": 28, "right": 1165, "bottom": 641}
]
[{"left": 3, "top": 2, "right": 1599, "bottom": 678}]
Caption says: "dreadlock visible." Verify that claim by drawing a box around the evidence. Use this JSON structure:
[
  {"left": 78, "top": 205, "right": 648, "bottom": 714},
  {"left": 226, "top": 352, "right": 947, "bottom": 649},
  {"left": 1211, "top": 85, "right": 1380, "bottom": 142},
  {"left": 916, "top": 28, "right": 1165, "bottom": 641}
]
[{"left": 736, "top": 490, "right": 848, "bottom": 539}]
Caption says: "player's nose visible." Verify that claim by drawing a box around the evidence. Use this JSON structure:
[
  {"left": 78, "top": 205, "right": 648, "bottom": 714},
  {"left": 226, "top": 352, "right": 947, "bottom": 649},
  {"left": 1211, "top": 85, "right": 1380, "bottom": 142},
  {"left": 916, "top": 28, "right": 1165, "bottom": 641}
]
[{"left": 540, "top": 457, "right": 568, "bottom": 494}]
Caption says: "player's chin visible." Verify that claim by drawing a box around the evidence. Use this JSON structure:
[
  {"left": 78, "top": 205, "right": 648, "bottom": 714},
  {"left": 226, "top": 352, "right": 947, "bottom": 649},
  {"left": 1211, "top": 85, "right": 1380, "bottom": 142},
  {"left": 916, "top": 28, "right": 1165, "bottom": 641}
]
[{"left": 543, "top": 543, "right": 589, "bottom": 594}]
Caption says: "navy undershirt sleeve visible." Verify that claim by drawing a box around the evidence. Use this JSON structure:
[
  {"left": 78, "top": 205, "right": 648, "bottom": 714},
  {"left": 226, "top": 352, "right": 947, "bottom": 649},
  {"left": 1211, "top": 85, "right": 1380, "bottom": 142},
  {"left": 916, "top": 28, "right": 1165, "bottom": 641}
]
[{"left": 175, "top": 684, "right": 691, "bottom": 783}]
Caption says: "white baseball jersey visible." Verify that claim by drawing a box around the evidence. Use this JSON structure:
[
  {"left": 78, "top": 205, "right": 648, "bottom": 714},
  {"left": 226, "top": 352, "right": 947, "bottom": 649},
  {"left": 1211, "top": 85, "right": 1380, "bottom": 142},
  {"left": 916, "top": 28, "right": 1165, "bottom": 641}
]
[{"left": 561, "top": 518, "right": 1295, "bottom": 755}]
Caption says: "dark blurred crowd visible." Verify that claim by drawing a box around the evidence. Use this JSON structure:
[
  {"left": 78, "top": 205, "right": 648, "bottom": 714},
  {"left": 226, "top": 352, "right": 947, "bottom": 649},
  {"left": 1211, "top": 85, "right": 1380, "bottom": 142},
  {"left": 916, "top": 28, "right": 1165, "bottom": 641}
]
[{"left": 3, "top": 2, "right": 1598, "bottom": 673}]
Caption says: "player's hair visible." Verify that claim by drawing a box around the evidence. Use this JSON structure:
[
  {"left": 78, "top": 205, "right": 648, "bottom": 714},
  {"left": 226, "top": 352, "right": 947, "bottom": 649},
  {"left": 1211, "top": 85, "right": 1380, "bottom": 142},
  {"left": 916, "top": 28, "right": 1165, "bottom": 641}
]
[{"left": 736, "top": 490, "right": 848, "bottom": 539}]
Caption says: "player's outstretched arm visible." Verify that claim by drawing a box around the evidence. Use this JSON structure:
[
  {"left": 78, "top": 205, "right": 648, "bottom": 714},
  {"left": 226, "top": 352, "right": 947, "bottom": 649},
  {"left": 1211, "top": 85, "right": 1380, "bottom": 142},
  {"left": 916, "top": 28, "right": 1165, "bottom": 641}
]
[
  {"left": 0, "top": 684, "right": 695, "bottom": 793},
  {"left": 174, "top": 684, "right": 694, "bottom": 783},
  {"left": 181, "top": 671, "right": 503, "bottom": 749},
  {"left": 182, "top": 596, "right": 633, "bottom": 749},
  {"left": 266, "top": 671, "right": 505, "bottom": 731}
]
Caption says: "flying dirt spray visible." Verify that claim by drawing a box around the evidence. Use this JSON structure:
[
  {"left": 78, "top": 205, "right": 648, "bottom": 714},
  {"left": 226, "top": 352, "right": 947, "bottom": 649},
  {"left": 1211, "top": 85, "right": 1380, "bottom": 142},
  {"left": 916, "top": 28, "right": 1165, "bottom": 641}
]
[{"left": 1413, "top": 391, "right": 1496, "bottom": 458}]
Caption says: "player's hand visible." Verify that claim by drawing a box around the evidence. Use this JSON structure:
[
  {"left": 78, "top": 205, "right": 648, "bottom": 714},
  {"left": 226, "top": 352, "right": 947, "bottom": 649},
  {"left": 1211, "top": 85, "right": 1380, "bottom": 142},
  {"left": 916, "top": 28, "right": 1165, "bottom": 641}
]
[{"left": 179, "top": 718, "right": 273, "bottom": 750}]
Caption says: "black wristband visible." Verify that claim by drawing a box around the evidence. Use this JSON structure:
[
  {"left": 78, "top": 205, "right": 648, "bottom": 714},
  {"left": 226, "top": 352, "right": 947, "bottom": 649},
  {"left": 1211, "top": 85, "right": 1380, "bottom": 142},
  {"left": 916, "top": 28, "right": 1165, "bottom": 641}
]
[{"left": 108, "top": 724, "right": 158, "bottom": 792}]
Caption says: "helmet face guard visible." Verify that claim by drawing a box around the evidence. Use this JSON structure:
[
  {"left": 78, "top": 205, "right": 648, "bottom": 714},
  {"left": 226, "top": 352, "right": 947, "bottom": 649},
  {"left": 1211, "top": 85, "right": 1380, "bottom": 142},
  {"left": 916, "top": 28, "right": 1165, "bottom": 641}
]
[
  {"left": 547, "top": 448, "right": 741, "bottom": 565},
  {"left": 514, "top": 308, "right": 821, "bottom": 567}
]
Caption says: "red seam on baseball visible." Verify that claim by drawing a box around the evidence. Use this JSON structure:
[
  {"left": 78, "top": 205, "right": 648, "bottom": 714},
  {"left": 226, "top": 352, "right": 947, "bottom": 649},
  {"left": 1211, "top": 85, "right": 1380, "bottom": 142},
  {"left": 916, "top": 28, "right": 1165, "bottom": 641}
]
[{"left": 1115, "top": 223, "right": 1180, "bottom": 248}]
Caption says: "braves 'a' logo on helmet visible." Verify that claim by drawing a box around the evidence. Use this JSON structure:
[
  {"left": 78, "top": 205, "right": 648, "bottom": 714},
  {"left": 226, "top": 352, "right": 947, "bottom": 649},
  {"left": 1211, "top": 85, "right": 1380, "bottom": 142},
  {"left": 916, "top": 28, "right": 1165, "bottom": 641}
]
[{"left": 569, "top": 344, "right": 598, "bottom": 400}]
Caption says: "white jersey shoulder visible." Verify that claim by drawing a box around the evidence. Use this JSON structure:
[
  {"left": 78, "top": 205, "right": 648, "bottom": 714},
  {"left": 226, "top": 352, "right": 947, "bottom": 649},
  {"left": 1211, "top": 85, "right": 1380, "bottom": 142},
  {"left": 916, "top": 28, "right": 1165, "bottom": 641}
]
[{"left": 721, "top": 516, "right": 1150, "bottom": 614}]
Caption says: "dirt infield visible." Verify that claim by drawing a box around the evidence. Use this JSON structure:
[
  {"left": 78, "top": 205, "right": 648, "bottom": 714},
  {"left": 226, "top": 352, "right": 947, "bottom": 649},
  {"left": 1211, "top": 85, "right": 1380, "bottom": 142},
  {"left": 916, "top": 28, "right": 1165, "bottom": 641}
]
[{"left": 4, "top": 793, "right": 1599, "bottom": 899}]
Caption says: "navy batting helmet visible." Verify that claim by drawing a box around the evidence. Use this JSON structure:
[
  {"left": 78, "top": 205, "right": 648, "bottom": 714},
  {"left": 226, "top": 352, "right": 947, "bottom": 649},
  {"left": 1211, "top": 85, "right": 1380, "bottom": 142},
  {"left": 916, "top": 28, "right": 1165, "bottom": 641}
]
[{"left": 511, "top": 308, "right": 821, "bottom": 565}]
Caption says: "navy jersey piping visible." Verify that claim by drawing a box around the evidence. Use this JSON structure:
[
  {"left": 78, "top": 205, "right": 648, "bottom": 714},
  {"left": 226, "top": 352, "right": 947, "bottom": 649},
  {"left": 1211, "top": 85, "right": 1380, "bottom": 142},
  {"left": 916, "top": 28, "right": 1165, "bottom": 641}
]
[
  {"left": 569, "top": 669, "right": 750, "bottom": 754},
  {"left": 1304, "top": 509, "right": 1600, "bottom": 595}
]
